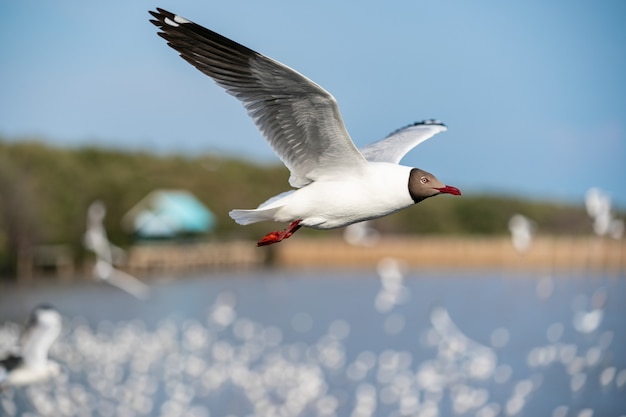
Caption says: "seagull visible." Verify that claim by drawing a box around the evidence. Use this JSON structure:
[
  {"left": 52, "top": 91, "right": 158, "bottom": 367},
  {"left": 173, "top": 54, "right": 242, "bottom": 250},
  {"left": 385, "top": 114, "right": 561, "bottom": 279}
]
[
  {"left": 84, "top": 201, "right": 151, "bottom": 299},
  {"left": 584, "top": 188, "right": 624, "bottom": 239},
  {"left": 150, "top": 8, "right": 461, "bottom": 246},
  {"left": 0, "top": 305, "right": 62, "bottom": 388},
  {"left": 343, "top": 221, "right": 380, "bottom": 247},
  {"left": 508, "top": 214, "right": 536, "bottom": 254}
]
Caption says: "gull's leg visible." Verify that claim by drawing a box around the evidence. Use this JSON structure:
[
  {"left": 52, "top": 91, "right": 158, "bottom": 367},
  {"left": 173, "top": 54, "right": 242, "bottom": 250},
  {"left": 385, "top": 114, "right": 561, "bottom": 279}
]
[{"left": 257, "top": 220, "right": 303, "bottom": 246}]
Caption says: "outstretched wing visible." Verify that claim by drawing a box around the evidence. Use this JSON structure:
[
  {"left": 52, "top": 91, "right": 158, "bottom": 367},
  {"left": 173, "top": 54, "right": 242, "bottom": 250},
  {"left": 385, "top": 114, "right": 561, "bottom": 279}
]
[
  {"left": 360, "top": 120, "right": 447, "bottom": 164},
  {"left": 150, "top": 8, "right": 368, "bottom": 187}
]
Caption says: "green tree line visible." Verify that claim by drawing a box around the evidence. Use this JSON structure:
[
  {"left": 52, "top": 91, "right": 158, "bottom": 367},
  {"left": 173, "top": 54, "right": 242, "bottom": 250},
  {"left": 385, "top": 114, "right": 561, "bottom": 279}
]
[{"left": 0, "top": 138, "right": 598, "bottom": 275}]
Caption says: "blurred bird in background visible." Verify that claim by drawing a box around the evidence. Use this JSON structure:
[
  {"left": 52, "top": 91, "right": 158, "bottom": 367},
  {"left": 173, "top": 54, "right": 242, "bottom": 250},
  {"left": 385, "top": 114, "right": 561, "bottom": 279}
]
[
  {"left": 84, "top": 200, "right": 151, "bottom": 299},
  {"left": 0, "top": 305, "right": 62, "bottom": 388}
]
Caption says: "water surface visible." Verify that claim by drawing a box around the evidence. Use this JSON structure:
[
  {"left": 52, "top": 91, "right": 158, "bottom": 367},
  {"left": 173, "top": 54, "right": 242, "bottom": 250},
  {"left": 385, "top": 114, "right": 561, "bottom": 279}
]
[{"left": 1, "top": 267, "right": 624, "bottom": 417}]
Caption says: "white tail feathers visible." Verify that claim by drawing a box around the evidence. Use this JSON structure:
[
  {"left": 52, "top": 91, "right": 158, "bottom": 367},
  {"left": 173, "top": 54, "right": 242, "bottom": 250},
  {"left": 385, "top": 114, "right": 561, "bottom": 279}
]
[
  {"left": 229, "top": 207, "right": 281, "bottom": 225},
  {"left": 229, "top": 191, "right": 294, "bottom": 225}
]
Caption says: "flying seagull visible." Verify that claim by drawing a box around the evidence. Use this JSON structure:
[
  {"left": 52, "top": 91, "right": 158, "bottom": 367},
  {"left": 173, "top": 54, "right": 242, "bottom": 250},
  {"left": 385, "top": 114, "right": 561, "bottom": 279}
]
[
  {"left": 508, "top": 214, "right": 536, "bottom": 254},
  {"left": 84, "top": 201, "right": 151, "bottom": 299},
  {"left": 0, "top": 305, "right": 62, "bottom": 388},
  {"left": 150, "top": 8, "right": 461, "bottom": 246}
]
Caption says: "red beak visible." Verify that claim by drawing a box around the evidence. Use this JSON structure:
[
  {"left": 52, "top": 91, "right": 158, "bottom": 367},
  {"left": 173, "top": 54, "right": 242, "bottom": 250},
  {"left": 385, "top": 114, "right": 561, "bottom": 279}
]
[{"left": 435, "top": 185, "right": 462, "bottom": 196}]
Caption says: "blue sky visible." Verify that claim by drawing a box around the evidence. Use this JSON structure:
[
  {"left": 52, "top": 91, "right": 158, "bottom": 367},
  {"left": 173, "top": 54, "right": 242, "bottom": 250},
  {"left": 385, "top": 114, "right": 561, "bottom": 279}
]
[{"left": 1, "top": 1, "right": 625, "bottom": 209}]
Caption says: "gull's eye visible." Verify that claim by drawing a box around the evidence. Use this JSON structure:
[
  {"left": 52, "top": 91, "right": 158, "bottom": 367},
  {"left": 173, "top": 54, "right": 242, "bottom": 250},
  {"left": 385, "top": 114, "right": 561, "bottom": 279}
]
[{"left": 420, "top": 176, "right": 429, "bottom": 184}]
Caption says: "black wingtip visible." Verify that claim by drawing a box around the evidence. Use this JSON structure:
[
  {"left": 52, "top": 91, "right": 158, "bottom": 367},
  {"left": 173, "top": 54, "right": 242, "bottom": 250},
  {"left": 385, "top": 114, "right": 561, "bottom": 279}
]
[
  {"left": 385, "top": 119, "right": 447, "bottom": 138},
  {"left": 149, "top": 9, "right": 165, "bottom": 29},
  {"left": 149, "top": 8, "right": 182, "bottom": 28},
  {"left": 400, "top": 119, "right": 447, "bottom": 130},
  {"left": 414, "top": 119, "right": 446, "bottom": 128},
  {"left": 153, "top": 7, "right": 174, "bottom": 18}
]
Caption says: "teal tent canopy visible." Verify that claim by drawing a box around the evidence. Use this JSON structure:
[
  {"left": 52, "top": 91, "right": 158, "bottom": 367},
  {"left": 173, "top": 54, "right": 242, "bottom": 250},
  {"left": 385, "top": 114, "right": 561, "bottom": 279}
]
[{"left": 123, "top": 190, "right": 216, "bottom": 238}]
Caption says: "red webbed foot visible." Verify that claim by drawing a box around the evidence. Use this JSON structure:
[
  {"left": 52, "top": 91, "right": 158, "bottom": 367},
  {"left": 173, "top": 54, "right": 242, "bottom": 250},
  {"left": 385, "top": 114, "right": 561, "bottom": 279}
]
[
  {"left": 257, "top": 231, "right": 283, "bottom": 246},
  {"left": 257, "top": 220, "right": 303, "bottom": 247}
]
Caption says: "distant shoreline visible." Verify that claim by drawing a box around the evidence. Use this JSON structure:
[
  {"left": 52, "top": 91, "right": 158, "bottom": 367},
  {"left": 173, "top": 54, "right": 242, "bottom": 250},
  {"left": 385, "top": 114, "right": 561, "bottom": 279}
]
[
  {"left": 5, "top": 236, "right": 624, "bottom": 284},
  {"left": 272, "top": 236, "right": 625, "bottom": 273},
  {"left": 124, "top": 236, "right": 624, "bottom": 276}
]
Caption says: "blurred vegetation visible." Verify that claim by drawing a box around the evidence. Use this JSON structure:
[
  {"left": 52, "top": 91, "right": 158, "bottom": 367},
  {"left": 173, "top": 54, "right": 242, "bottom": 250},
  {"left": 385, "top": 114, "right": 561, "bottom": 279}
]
[{"left": 0, "top": 138, "right": 601, "bottom": 275}]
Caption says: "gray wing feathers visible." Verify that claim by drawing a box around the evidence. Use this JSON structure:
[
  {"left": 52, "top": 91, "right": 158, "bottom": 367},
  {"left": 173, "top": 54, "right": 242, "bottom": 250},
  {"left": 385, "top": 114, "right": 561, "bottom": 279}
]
[
  {"left": 360, "top": 120, "right": 447, "bottom": 164},
  {"left": 150, "top": 9, "right": 368, "bottom": 187}
]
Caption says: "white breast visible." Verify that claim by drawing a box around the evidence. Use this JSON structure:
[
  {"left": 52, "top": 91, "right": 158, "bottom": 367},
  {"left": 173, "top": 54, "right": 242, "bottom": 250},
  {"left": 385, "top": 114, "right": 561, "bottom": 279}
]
[{"left": 273, "top": 163, "right": 415, "bottom": 229}]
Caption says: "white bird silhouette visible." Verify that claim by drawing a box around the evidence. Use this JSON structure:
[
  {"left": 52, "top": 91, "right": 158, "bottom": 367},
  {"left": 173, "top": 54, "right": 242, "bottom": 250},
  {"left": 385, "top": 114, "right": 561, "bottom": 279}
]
[
  {"left": 343, "top": 221, "right": 380, "bottom": 247},
  {"left": 84, "top": 201, "right": 150, "bottom": 299},
  {"left": 0, "top": 305, "right": 62, "bottom": 388},
  {"left": 585, "top": 188, "right": 624, "bottom": 239},
  {"left": 508, "top": 214, "right": 536, "bottom": 254}
]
